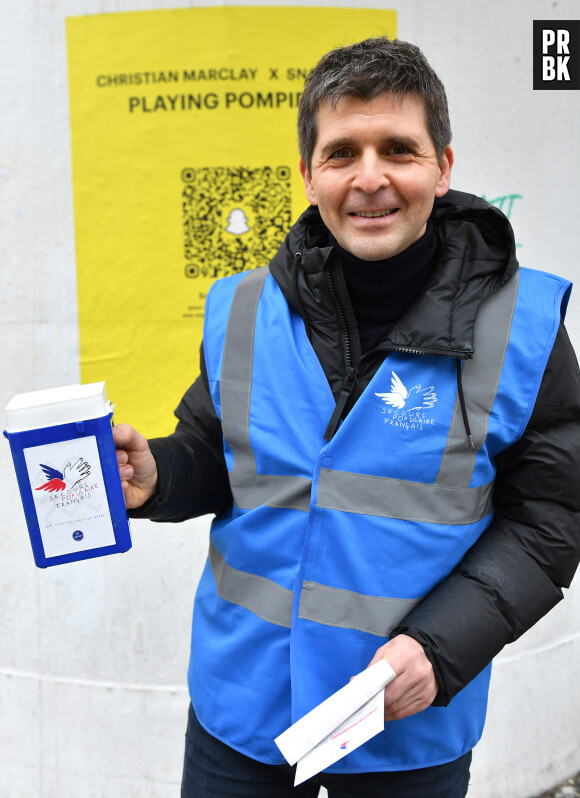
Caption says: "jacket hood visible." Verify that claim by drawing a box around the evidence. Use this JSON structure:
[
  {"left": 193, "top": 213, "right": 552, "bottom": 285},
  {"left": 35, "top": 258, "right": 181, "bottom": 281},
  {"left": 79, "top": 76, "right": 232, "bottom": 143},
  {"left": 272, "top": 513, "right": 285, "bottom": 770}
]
[{"left": 270, "top": 188, "right": 519, "bottom": 359}]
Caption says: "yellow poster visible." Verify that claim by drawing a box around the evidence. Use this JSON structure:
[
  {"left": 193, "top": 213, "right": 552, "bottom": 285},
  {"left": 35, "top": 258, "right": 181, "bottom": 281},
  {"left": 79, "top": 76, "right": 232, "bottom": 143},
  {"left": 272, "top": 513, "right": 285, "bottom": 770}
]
[{"left": 66, "top": 6, "right": 397, "bottom": 436}]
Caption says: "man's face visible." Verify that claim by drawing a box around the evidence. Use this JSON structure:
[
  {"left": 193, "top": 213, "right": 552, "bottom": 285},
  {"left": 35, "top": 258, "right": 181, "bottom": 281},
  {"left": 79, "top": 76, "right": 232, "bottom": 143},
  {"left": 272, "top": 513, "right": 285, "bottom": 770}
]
[{"left": 299, "top": 93, "right": 453, "bottom": 261}]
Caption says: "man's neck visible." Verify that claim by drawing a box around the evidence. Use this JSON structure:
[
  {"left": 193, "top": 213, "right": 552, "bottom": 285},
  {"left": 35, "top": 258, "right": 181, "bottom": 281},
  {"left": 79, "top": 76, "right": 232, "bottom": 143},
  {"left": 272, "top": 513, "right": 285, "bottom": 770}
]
[{"left": 329, "top": 222, "right": 438, "bottom": 353}]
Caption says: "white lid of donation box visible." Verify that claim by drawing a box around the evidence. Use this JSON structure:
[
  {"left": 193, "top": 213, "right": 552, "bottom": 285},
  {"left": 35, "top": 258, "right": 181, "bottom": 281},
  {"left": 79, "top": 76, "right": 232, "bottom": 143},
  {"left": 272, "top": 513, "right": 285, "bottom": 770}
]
[{"left": 5, "top": 382, "right": 114, "bottom": 432}]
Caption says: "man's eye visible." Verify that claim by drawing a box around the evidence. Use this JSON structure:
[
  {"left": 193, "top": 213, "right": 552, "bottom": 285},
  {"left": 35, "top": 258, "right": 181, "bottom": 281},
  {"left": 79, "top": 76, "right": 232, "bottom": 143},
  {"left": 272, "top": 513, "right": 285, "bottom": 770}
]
[
  {"left": 389, "top": 145, "right": 412, "bottom": 156},
  {"left": 329, "top": 148, "right": 352, "bottom": 159}
]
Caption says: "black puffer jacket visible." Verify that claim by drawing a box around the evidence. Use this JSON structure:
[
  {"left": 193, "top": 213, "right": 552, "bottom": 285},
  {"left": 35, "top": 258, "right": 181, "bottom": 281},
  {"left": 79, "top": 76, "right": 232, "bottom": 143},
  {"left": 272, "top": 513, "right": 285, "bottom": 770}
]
[{"left": 137, "top": 189, "right": 580, "bottom": 706}]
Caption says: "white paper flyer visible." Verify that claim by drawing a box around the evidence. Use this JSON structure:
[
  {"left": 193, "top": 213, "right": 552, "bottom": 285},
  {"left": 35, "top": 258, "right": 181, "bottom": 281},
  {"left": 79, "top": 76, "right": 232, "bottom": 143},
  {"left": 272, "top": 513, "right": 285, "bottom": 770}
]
[{"left": 275, "top": 659, "right": 396, "bottom": 785}]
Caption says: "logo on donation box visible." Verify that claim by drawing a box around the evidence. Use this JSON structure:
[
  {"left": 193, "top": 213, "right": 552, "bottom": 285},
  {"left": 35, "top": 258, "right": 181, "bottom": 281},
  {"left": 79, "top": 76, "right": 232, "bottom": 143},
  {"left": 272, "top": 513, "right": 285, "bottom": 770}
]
[
  {"left": 533, "top": 20, "right": 580, "bottom": 89},
  {"left": 375, "top": 371, "right": 437, "bottom": 432},
  {"left": 23, "top": 436, "right": 116, "bottom": 559},
  {"left": 34, "top": 458, "right": 97, "bottom": 506},
  {"left": 182, "top": 165, "right": 292, "bottom": 280},
  {"left": 35, "top": 458, "right": 91, "bottom": 493}
]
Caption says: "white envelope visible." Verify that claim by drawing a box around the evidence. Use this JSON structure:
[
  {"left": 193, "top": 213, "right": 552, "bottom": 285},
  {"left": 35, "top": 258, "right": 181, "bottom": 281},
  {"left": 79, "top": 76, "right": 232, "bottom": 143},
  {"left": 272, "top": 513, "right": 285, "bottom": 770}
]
[{"left": 275, "top": 659, "right": 396, "bottom": 784}]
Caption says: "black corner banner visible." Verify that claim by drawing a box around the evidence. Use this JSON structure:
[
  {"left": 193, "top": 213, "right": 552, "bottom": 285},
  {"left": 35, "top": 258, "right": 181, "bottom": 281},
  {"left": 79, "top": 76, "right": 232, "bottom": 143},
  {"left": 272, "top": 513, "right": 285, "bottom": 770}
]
[{"left": 533, "top": 20, "right": 580, "bottom": 89}]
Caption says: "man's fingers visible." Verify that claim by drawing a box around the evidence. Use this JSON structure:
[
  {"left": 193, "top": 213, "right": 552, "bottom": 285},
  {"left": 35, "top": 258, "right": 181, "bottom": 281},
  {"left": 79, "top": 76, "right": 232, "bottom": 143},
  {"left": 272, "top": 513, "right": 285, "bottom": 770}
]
[
  {"left": 113, "top": 426, "right": 136, "bottom": 485},
  {"left": 366, "top": 635, "right": 438, "bottom": 722},
  {"left": 118, "top": 464, "right": 135, "bottom": 484},
  {"left": 112, "top": 422, "right": 143, "bottom": 451},
  {"left": 110, "top": 423, "right": 158, "bottom": 508},
  {"left": 367, "top": 649, "right": 392, "bottom": 671},
  {"left": 384, "top": 697, "right": 425, "bottom": 722},
  {"left": 382, "top": 662, "right": 437, "bottom": 721}
]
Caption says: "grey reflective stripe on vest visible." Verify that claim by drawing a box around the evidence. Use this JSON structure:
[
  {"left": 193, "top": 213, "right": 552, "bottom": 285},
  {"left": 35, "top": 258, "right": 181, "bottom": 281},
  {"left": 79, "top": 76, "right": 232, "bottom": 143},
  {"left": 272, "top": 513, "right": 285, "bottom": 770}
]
[
  {"left": 298, "top": 581, "right": 421, "bottom": 637},
  {"left": 316, "top": 469, "right": 493, "bottom": 525},
  {"left": 209, "top": 542, "right": 293, "bottom": 628},
  {"left": 219, "top": 267, "right": 313, "bottom": 511},
  {"left": 436, "top": 272, "right": 520, "bottom": 488},
  {"left": 229, "top": 472, "right": 312, "bottom": 512},
  {"left": 221, "top": 266, "right": 269, "bottom": 477},
  {"left": 209, "top": 542, "right": 419, "bottom": 636}
]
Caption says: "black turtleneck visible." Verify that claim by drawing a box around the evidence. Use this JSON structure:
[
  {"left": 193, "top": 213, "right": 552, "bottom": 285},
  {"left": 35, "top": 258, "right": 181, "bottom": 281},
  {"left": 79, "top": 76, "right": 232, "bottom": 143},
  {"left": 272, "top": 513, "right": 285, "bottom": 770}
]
[{"left": 329, "top": 221, "right": 438, "bottom": 354}]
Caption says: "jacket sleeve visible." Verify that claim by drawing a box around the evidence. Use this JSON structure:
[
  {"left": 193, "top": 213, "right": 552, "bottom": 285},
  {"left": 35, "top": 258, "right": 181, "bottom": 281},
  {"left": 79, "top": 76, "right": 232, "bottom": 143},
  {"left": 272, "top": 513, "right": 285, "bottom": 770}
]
[
  {"left": 392, "top": 323, "right": 580, "bottom": 706},
  {"left": 128, "top": 344, "right": 232, "bottom": 522}
]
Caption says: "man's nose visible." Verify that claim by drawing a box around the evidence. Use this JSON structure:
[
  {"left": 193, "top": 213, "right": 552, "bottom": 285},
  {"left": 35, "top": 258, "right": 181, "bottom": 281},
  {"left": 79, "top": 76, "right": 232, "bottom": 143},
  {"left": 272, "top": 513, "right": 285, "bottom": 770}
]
[{"left": 352, "top": 151, "right": 390, "bottom": 193}]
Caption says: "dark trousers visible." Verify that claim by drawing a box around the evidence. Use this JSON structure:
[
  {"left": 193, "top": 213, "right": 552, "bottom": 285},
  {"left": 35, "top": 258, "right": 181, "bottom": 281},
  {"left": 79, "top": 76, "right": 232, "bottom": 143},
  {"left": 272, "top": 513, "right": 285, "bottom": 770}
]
[{"left": 181, "top": 704, "right": 471, "bottom": 798}]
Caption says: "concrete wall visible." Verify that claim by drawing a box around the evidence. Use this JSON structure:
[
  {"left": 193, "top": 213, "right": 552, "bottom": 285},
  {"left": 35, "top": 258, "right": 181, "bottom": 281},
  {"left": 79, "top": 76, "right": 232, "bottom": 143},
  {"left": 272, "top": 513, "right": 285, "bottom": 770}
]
[{"left": 1, "top": 1, "right": 579, "bottom": 796}]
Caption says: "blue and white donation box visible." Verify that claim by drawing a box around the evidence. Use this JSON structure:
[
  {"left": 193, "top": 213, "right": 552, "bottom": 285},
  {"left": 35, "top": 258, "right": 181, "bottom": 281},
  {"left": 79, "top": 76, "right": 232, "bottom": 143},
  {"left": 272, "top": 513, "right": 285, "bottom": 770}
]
[{"left": 3, "top": 382, "right": 131, "bottom": 568}]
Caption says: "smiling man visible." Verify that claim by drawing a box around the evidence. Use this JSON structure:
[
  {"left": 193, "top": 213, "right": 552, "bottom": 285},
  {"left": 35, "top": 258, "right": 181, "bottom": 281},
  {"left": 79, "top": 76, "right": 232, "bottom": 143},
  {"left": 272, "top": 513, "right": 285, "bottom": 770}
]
[
  {"left": 114, "top": 38, "right": 580, "bottom": 798},
  {"left": 300, "top": 92, "right": 452, "bottom": 261}
]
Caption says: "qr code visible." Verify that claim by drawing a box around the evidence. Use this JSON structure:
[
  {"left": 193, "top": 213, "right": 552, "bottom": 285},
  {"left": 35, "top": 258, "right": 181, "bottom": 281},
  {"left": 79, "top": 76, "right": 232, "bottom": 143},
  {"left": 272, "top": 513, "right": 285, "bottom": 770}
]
[{"left": 182, "top": 166, "right": 292, "bottom": 279}]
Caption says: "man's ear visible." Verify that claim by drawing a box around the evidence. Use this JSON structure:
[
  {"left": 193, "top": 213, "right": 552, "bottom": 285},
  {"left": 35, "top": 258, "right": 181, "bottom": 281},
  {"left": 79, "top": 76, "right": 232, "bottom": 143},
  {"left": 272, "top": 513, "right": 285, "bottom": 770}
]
[
  {"left": 299, "top": 157, "right": 317, "bottom": 206},
  {"left": 435, "top": 146, "right": 454, "bottom": 197}
]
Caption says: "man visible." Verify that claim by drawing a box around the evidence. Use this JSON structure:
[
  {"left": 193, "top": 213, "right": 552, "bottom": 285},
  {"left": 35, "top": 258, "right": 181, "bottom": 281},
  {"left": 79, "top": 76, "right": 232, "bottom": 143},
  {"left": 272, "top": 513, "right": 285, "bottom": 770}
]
[{"left": 113, "top": 37, "right": 580, "bottom": 797}]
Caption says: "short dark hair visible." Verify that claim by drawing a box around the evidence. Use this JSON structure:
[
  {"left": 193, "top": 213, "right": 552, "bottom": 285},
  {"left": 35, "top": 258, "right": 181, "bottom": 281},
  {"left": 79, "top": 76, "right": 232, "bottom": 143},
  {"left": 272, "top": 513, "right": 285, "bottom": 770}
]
[{"left": 298, "top": 37, "right": 451, "bottom": 172}]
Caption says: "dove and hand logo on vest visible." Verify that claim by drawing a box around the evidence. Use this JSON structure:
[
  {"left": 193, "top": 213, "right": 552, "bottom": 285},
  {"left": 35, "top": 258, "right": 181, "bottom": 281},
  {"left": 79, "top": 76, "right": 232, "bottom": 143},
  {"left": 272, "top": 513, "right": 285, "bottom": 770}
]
[{"left": 375, "top": 371, "right": 437, "bottom": 431}]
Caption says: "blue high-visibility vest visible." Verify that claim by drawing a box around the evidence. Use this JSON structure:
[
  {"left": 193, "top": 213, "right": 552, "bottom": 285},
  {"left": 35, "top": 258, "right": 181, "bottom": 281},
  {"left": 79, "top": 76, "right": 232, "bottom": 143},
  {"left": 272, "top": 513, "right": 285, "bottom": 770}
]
[{"left": 189, "top": 264, "right": 569, "bottom": 771}]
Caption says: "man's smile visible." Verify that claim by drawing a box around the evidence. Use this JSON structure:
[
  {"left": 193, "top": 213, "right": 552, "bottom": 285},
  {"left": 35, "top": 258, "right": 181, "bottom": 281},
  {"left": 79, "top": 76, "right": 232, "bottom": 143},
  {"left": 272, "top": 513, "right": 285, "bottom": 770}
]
[{"left": 349, "top": 209, "right": 399, "bottom": 218}]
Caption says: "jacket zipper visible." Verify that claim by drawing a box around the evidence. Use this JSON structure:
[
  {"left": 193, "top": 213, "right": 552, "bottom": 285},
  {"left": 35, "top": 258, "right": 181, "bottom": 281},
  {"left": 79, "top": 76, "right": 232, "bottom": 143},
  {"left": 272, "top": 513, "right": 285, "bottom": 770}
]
[
  {"left": 323, "top": 365, "right": 358, "bottom": 441},
  {"left": 323, "top": 265, "right": 359, "bottom": 441},
  {"left": 326, "top": 264, "right": 354, "bottom": 370}
]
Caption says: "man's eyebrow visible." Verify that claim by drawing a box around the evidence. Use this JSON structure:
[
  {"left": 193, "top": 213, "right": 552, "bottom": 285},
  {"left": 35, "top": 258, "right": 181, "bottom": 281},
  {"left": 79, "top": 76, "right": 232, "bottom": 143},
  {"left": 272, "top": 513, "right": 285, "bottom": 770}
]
[
  {"left": 318, "top": 134, "right": 422, "bottom": 159},
  {"left": 384, "top": 134, "right": 421, "bottom": 151},
  {"left": 318, "top": 137, "right": 357, "bottom": 158}
]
